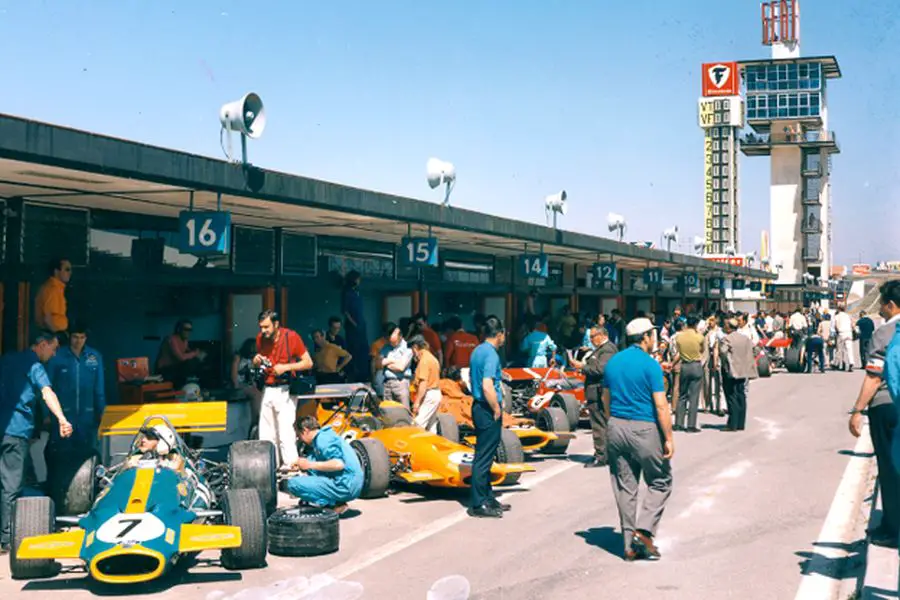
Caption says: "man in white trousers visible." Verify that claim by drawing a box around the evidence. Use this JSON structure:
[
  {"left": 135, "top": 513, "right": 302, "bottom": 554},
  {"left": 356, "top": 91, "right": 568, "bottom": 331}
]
[
  {"left": 253, "top": 310, "right": 313, "bottom": 467},
  {"left": 408, "top": 335, "right": 442, "bottom": 432},
  {"left": 834, "top": 306, "right": 855, "bottom": 372}
]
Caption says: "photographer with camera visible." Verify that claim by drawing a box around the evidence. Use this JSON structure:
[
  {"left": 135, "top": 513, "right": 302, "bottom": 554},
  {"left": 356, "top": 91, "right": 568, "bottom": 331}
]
[{"left": 252, "top": 310, "right": 313, "bottom": 468}]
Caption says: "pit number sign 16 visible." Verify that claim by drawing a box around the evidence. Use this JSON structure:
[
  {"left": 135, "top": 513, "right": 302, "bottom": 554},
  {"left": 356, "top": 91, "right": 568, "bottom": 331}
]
[
  {"left": 178, "top": 211, "right": 231, "bottom": 256},
  {"left": 400, "top": 237, "right": 439, "bottom": 267}
]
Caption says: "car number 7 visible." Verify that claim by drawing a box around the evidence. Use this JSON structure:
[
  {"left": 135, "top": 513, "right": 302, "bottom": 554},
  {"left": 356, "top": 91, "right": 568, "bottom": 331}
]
[{"left": 116, "top": 518, "right": 143, "bottom": 539}]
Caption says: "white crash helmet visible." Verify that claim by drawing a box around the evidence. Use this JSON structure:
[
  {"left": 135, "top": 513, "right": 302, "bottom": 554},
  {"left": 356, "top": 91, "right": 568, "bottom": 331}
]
[{"left": 150, "top": 424, "right": 177, "bottom": 455}]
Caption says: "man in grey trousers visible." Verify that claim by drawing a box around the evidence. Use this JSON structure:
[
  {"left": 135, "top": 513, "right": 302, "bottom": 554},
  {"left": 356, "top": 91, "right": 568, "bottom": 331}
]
[{"left": 602, "top": 318, "right": 675, "bottom": 561}]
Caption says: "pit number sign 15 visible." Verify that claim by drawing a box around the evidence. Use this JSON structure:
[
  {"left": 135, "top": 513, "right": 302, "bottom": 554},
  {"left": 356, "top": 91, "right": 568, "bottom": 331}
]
[
  {"left": 401, "top": 237, "right": 439, "bottom": 267},
  {"left": 179, "top": 211, "right": 231, "bottom": 256}
]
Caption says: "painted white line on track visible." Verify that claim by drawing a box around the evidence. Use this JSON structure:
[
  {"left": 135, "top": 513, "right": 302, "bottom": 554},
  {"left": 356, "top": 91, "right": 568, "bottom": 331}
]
[
  {"left": 795, "top": 423, "right": 875, "bottom": 600},
  {"left": 324, "top": 460, "right": 577, "bottom": 582}
]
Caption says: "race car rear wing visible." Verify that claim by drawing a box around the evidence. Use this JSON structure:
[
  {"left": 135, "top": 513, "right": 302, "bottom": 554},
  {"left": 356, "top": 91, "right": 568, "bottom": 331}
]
[{"left": 99, "top": 402, "right": 228, "bottom": 437}]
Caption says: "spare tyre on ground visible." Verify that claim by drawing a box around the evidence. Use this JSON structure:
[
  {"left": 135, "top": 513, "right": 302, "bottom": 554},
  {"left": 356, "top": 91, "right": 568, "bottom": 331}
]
[
  {"left": 229, "top": 440, "right": 277, "bottom": 515},
  {"left": 268, "top": 506, "right": 340, "bottom": 557}
]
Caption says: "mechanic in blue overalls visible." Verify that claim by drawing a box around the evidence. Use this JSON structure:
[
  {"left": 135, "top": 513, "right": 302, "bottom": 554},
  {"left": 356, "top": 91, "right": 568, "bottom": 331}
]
[
  {"left": 46, "top": 323, "right": 105, "bottom": 468},
  {"left": 285, "top": 416, "right": 363, "bottom": 514}
]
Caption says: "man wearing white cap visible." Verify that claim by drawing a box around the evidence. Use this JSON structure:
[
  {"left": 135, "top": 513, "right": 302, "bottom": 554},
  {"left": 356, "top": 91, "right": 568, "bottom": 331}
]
[{"left": 602, "top": 317, "right": 675, "bottom": 561}]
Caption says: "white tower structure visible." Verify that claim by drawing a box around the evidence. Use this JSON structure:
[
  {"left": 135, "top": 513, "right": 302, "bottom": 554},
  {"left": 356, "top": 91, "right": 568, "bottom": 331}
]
[{"left": 740, "top": 0, "right": 841, "bottom": 294}]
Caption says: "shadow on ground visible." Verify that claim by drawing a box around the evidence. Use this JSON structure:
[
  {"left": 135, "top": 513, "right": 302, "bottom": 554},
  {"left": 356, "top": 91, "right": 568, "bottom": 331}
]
[
  {"left": 22, "top": 568, "right": 242, "bottom": 596},
  {"left": 838, "top": 449, "right": 875, "bottom": 458},
  {"left": 795, "top": 539, "right": 867, "bottom": 579},
  {"left": 574, "top": 526, "right": 625, "bottom": 560}
]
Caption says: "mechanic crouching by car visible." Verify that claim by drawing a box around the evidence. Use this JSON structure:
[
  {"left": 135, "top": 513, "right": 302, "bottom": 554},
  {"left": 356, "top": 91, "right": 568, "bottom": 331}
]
[
  {"left": 45, "top": 323, "right": 106, "bottom": 482},
  {"left": 0, "top": 330, "right": 73, "bottom": 554},
  {"left": 285, "top": 416, "right": 363, "bottom": 514},
  {"left": 254, "top": 310, "right": 314, "bottom": 469}
]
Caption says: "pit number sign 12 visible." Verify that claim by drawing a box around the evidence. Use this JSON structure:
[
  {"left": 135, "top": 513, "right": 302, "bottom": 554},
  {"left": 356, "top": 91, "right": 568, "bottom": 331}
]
[
  {"left": 401, "top": 237, "right": 439, "bottom": 267},
  {"left": 179, "top": 211, "right": 231, "bottom": 256}
]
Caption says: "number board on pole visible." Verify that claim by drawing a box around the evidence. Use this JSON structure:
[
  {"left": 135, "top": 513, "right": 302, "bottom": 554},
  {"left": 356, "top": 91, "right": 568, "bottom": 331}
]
[
  {"left": 179, "top": 211, "right": 231, "bottom": 255},
  {"left": 709, "top": 277, "right": 724, "bottom": 290},
  {"left": 682, "top": 272, "right": 700, "bottom": 289},
  {"left": 749, "top": 281, "right": 762, "bottom": 292},
  {"left": 642, "top": 268, "right": 663, "bottom": 286},
  {"left": 400, "top": 237, "right": 439, "bottom": 267},
  {"left": 520, "top": 254, "right": 549, "bottom": 279},
  {"left": 732, "top": 279, "right": 746, "bottom": 291},
  {"left": 593, "top": 262, "right": 617, "bottom": 283}
]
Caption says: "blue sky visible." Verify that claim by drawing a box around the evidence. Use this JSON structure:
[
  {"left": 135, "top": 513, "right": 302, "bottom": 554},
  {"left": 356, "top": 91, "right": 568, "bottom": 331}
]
[{"left": 1, "top": 0, "right": 897, "bottom": 265}]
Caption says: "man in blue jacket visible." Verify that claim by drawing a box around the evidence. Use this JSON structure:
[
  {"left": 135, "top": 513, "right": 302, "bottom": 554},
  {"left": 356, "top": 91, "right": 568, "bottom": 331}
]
[
  {"left": 285, "top": 416, "right": 363, "bottom": 514},
  {"left": 47, "top": 322, "right": 105, "bottom": 457}
]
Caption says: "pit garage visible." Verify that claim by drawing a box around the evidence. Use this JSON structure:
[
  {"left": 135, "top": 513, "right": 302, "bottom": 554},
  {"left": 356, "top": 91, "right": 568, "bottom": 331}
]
[{"left": 0, "top": 112, "right": 774, "bottom": 409}]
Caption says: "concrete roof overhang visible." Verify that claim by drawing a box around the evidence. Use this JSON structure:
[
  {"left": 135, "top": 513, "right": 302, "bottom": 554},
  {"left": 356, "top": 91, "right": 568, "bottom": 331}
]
[{"left": 0, "top": 113, "right": 774, "bottom": 280}]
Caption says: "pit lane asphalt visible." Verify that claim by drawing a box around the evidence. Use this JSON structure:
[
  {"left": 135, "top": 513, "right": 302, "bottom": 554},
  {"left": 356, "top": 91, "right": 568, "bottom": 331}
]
[{"left": 0, "top": 370, "right": 865, "bottom": 599}]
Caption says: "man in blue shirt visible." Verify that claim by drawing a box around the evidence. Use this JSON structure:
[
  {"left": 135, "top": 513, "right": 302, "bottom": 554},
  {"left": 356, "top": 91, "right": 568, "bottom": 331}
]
[
  {"left": 467, "top": 315, "right": 508, "bottom": 518},
  {"left": 47, "top": 322, "right": 105, "bottom": 454},
  {"left": 285, "top": 416, "right": 364, "bottom": 514},
  {"left": 602, "top": 318, "right": 674, "bottom": 561},
  {"left": 0, "top": 330, "right": 73, "bottom": 553}
]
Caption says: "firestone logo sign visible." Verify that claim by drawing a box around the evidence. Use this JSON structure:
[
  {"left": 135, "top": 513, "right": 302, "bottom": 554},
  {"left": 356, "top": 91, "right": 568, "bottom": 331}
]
[{"left": 702, "top": 61, "right": 740, "bottom": 97}]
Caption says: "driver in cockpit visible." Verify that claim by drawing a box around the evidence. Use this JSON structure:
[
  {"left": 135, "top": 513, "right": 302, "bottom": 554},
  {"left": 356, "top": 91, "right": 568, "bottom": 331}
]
[{"left": 125, "top": 424, "right": 185, "bottom": 473}]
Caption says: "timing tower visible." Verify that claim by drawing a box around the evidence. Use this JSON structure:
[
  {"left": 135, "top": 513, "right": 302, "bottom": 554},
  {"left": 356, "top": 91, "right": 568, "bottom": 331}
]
[{"left": 739, "top": 0, "right": 841, "bottom": 288}]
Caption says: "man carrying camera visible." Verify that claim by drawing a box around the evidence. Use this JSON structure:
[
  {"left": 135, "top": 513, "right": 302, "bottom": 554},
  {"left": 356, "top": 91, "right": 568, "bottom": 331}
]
[{"left": 253, "top": 310, "right": 313, "bottom": 468}]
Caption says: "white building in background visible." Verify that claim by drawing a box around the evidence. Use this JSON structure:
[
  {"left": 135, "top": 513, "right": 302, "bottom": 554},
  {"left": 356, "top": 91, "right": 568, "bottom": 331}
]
[{"left": 739, "top": 0, "right": 841, "bottom": 292}]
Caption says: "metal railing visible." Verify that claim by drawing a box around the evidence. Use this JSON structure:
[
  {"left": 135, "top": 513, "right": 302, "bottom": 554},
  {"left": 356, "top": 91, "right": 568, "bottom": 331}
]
[{"left": 742, "top": 130, "right": 837, "bottom": 147}]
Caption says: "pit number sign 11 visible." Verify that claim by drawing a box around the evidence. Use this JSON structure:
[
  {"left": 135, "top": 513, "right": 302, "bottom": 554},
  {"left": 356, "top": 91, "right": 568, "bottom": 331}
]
[
  {"left": 401, "top": 237, "right": 439, "bottom": 267},
  {"left": 178, "top": 211, "right": 231, "bottom": 255}
]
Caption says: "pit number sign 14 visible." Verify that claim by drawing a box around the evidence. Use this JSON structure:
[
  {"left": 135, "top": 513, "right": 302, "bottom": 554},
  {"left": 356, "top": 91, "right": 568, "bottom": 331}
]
[
  {"left": 179, "top": 211, "right": 231, "bottom": 256},
  {"left": 520, "top": 254, "right": 549, "bottom": 279},
  {"left": 401, "top": 237, "right": 439, "bottom": 267}
]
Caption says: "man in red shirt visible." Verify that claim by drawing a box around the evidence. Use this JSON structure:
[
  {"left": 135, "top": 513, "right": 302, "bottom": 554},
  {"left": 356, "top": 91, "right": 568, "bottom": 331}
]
[
  {"left": 443, "top": 316, "right": 479, "bottom": 371},
  {"left": 409, "top": 312, "right": 443, "bottom": 366},
  {"left": 253, "top": 310, "right": 313, "bottom": 468}
]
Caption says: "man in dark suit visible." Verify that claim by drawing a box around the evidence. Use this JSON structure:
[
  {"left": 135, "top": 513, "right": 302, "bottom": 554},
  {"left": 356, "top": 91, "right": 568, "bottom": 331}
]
[{"left": 571, "top": 326, "right": 618, "bottom": 467}]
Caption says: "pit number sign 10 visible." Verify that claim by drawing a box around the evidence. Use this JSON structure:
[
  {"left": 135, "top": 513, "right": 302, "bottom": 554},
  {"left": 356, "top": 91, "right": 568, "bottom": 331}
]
[
  {"left": 179, "top": 211, "right": 231, "bottom": 256},
  {"left": 401, "top": 237, "right": 439, "bottom": 267}
]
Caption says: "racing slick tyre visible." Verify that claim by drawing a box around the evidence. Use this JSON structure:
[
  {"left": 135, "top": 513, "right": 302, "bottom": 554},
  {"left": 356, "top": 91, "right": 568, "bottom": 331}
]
[
  {"left": 10, "top": 497, "right": 59, "bottom": 580},
  {"left": 550, "top": 393, "right": 581, "bottom": 430},
  {"left": 267, "top": 506, "right": 340, "bottom": 557},
  {"left": 757, "top": 353, "right": 772, "bottom": 378},
  {"left": 380, "top": 405, "right": 414, "bottom": 427},
  {"left": 49, "top": 452, "right": 97, "bottom": 516},
  {"left": 495, "top": 429, "right": 526, "bottom": 486},
  {"left": 221, "top": 489, "right": 268, "bottom": 570},
  {"left": 784, "top": 346, "right": 804, "bottom": 373},
  {"left": 501, "top": 383, "right": 513, "bottom": 414},
  {"left": 535, "top": 406, "right": 571, "bottom": 455},
  {"left": 351, "top": 438, "right": 391, "bottom": 499},
  {"left": 229, "top": 441, "right": 277, "bottom": 516},
  {"left": 435, "top": 413, "right": 460, "bottom": 443}
]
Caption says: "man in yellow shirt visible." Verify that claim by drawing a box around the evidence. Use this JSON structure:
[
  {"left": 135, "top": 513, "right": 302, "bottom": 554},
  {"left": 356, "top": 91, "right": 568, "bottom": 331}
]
[
  {"left": 312, "top": 330, "right": 352, "bottom": 385},
  {"left": 673, "top": 316, "right": 707, "bottom": 432},
  {"left": 409, "top": 335, "right": 442, "bottom": 432},
  {"left": 34, "top": 258, "right": 72, "bottom": 334}
]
